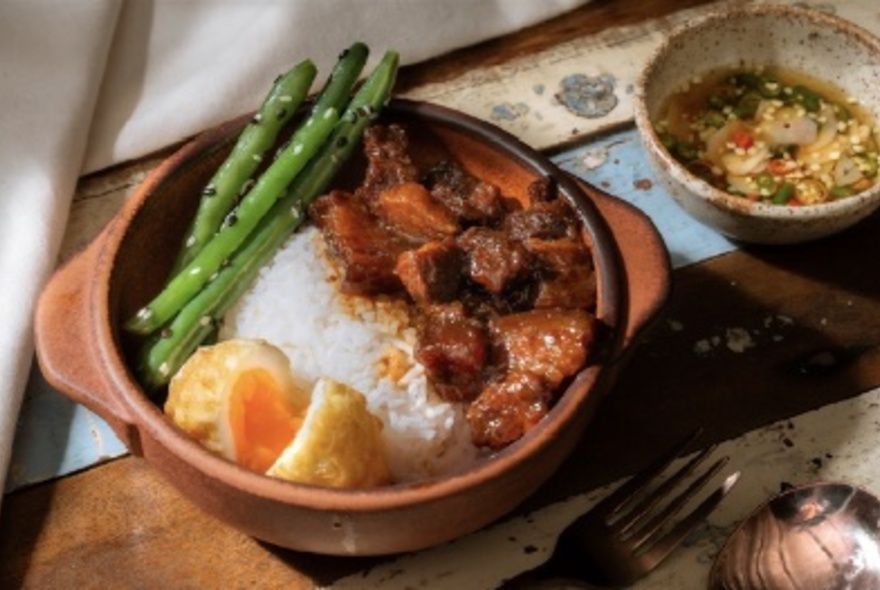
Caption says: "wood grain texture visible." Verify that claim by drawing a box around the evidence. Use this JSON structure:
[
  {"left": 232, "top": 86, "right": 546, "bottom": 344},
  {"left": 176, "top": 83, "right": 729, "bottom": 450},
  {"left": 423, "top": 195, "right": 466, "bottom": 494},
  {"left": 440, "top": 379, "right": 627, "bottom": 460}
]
[{"left": 395, "top": 0, "right": 720, "bottom": 93}]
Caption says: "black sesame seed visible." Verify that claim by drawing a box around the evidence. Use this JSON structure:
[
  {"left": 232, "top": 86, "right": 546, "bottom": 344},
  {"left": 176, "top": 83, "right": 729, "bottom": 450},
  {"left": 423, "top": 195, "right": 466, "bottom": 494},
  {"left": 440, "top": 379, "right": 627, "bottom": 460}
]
[
  {"left": 202, "top": 185, "right": 217, "bottom": 197},
  {"left": 335, "top": 136, "right": 349, "bottom": 148},
  {"left": 276, "top": 108, "right": 288, "bottom": 121}
]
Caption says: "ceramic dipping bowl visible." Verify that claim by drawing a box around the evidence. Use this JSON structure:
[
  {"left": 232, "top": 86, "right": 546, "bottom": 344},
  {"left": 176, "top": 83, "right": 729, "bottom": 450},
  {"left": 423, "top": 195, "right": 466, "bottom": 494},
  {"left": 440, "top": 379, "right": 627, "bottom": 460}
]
[
  {"left": 634, "top": 4, "right": 880, "bottom": 244},
  {"left": 35, "top": 98, "right": 671, "bottom": 556}
]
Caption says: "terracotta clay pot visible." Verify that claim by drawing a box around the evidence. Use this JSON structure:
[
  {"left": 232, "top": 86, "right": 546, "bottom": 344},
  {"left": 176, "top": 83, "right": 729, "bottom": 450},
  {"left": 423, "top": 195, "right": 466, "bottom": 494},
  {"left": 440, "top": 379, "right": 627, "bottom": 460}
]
[{"left": 35, "top": 99, "right": 671, "bottom": 556}]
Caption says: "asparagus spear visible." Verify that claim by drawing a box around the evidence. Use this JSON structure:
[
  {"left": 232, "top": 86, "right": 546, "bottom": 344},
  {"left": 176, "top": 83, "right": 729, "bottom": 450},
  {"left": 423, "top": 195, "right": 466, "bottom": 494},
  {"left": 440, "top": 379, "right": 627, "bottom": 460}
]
[
  {"left": 126, "top": 43, "right": 370, "bottom": 336},
  {"left": 136, "top": 50, "right": 400, "bottom": 390},
  {"left": 171, "top": 59, "right": 318, "bottom": 273}
]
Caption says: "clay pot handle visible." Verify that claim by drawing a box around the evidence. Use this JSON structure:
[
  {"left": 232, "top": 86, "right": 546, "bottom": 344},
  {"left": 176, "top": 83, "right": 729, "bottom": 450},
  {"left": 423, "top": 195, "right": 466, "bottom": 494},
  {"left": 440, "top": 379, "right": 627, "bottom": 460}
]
[
  {"left": 586, "top": 184, "right": 672, "bottom": 353},
  {"left": 34, "top": 232, "right": 138, "bottom": 450}
]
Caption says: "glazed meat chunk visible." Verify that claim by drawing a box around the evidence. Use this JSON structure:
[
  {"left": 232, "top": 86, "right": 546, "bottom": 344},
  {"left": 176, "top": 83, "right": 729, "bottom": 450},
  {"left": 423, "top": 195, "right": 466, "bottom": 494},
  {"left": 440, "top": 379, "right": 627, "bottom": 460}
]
[
  {"left": 503, "top": 199, "right": 580, "bottom": 241},
  {"left": 466, "top": 372, "right": 551, "bottom": 449},
  {"left": 310, "top": 190, "right": 408, "bottom": 295},
  {"left": 415, "top": 303, "right": 489, "bottom": 402},
  {"left": 372, "top": 181, "right": 459, "bottom": 242},
  {"left": 457, "top": 227, "right": 531, "bottom": 295},
  {"left": 527, "top": 176, "right": 558, "bottom": 204},
  {"left": 423, "top": 159, "right": 508, "bottom": 224},
  {"left": 356, "top": 124, "right": 419, "bottom": 204},
  {"left": 524, "top": 238, "right": 597, "bottom": 310},
  {"left": 395, "top": 239, "right": 464, "bottom": 305},
  {"left": 490, "top": 308, "right": 596, "bottom": 389}
]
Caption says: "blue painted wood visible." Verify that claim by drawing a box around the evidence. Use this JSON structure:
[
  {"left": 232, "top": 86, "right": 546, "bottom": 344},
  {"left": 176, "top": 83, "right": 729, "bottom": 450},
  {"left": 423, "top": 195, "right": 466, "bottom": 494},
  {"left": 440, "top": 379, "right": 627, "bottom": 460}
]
[
  {"left": 6, "top": 363, "right": 126, "bottom": 491},
  {"left": 551, "top": 126, "right": 736, "bottom": 269}
]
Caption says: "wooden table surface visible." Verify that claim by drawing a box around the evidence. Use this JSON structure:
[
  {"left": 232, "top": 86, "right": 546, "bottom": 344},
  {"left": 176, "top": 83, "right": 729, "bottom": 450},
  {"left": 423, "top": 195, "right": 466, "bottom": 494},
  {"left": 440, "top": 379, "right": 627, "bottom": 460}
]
[{"left": 5, "top": 0, "right": 880, "bottom": 587}]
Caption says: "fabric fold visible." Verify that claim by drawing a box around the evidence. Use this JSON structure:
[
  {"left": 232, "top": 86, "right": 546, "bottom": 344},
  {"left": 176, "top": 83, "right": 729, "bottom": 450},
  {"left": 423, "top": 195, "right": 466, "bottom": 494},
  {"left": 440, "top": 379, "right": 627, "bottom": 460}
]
[
  {"left": 0, "top": 0, "right": 121, "bottom": 512},
  {"left": 84, "top": 0, "right": 588, "bottom": 173}
]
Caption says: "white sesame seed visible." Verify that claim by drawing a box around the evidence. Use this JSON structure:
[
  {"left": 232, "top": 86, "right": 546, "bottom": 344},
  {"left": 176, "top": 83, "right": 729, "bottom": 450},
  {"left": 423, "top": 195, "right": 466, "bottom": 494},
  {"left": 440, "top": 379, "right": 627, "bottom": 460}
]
[
  {"left": 185, "top": 236, "right": 196, "bottom": 247},
  {"left": 252, "top": 154, "right": 262, "bottom": 162},
  {"left": 200, "top": 316, "right": 211, "bottom": 326},
  {"left": 293, "top": 143, "right": 303, "bottom": 155},
  {"left": 190, "top": 267, "right": 201, "bottom": 275},
  {"left": 159, "top": 362, "right": 170, "bottom": 376},
  {"left": 279, "top": 95, "right": 293, "bottom": 102}
]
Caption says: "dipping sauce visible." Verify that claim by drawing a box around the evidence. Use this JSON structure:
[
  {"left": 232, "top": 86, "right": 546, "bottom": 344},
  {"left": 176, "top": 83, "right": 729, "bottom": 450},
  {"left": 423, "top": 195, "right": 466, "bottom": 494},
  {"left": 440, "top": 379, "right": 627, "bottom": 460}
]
[{"left": 654, "top": 66, "right": 880, "bottom": 205}]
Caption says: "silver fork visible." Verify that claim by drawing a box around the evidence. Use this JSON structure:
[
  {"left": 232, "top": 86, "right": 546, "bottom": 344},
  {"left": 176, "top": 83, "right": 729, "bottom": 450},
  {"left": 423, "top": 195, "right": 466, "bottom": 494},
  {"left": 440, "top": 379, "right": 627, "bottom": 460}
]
[{"left": 504, "top": 430, "right": 741, "bottom": 588}]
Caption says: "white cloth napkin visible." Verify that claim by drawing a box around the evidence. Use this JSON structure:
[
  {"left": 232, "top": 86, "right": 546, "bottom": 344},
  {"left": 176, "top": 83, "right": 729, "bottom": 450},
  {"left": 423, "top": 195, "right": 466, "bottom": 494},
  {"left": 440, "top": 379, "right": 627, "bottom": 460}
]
[
  {"left": 0, "top": 0, "right": 121, "bottom": 508},
  {"left": 0, "top": 0, "right": 588, "bottom": 512}
]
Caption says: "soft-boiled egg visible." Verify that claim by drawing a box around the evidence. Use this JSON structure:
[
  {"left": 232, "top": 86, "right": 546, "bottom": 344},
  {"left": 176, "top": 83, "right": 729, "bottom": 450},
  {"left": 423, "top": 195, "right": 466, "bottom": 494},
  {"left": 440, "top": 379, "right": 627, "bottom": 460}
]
[
  {"left": 165, "top": 338, "right": 310, "bottom": 472},
  {"left": 165, "top": 338, "right": 390, "bottom": 488},
  {"left": 267, "top": 377, "right": 390, "bottom": 488}
]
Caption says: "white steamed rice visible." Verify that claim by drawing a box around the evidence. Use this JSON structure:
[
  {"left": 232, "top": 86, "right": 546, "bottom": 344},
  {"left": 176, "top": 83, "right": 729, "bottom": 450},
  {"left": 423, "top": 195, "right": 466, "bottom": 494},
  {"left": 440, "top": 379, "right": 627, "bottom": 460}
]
[{"left": 220, "top": 225, "right": 484, "bottom": 482}]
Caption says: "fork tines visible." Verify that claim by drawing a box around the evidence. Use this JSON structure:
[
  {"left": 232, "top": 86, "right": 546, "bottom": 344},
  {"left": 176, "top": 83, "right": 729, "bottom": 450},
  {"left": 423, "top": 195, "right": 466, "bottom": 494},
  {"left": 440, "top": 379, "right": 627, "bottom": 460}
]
[{"left": 601, "top": 430, "right": 741, "bottom": 557}]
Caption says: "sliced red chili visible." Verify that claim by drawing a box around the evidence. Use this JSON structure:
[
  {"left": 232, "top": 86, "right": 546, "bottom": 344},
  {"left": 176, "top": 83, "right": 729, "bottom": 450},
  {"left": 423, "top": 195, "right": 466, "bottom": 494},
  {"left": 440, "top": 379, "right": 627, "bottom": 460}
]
[{"left": 730, "top": 128, "right": 754, "bottom": 150}]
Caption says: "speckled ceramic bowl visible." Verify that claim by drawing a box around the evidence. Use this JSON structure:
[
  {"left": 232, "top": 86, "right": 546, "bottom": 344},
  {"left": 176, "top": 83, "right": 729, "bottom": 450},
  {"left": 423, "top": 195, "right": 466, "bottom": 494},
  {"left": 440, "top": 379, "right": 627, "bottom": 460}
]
[
  {"left": 634, "top": 4, "right": 880, "bottom": 244},
  {"left": 35, "top": 99, "right": 671, "bottom": 556}
]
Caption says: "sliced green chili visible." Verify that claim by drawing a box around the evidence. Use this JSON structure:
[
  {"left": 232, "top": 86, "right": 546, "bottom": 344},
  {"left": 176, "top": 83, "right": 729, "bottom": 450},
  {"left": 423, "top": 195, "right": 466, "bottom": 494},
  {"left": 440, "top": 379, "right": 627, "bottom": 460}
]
[{"left": 772, "top": 182, "right": 795, "bottom": 205}]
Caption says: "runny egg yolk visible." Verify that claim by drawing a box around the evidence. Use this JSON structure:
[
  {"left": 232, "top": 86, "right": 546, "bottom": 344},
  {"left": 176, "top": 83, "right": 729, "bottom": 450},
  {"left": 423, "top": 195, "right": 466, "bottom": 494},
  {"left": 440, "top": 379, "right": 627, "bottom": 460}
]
[{"left": 228, "top": 368, "right": 303, "bottom": 473}]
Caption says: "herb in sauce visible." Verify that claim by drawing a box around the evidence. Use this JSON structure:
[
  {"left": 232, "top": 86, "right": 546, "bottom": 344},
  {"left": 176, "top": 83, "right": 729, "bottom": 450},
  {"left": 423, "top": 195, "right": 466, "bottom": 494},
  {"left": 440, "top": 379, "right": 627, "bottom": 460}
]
[{"left": 654, "top": 67, "right": 879, "bottom": 205}]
